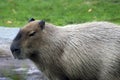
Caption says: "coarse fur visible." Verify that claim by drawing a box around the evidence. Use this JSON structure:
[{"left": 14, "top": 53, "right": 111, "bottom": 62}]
[{"left": 10, "top": 19, "right": 120, "bottom": 80}]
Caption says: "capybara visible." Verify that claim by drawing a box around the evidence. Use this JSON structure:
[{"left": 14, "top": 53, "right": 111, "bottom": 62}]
[{"left": 10, "top": 18, "right": 120, "bottom": 80}]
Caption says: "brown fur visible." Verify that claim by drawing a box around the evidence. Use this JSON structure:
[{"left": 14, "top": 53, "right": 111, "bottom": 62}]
[{"left": 11, "top": 20, "right": 120, "bottom": 80}]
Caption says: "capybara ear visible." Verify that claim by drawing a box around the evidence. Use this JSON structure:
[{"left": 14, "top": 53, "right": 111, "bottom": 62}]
[
  {"left": 28, "top": 18, "right": 35, "bottom": 22},
  {"left": 39, "top": 20, "right": 45, "bottom": 30}
]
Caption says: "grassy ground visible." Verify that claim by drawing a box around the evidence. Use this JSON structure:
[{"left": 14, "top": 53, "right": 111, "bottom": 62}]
[{"left": 0, "top": 0, "right": 120, "bottom": 27}]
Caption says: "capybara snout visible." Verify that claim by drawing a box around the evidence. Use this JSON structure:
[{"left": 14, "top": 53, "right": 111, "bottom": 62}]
[{"left": 10, "top": 42, "right": 21, "bottom": 59}]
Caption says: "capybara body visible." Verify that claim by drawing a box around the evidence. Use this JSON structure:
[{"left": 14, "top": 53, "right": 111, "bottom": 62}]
[{"left": 10, "top": 19, "right": 120, "bottom": 80}]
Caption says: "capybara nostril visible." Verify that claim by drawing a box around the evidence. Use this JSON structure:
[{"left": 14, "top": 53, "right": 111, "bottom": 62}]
[
  {"left": 10, "top": 45, "right": 21, "bottom": 54},
  {"left": 14, "top": 48, "right": 21, "bottom": 54}
]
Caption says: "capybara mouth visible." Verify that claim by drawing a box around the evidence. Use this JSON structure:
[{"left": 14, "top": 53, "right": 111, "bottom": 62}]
[{"left": 12, "top": 52, "right": 24, "bottom": 59}]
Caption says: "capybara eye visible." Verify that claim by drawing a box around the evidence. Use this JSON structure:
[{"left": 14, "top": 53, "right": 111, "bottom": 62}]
[{"left": 28, "top": 31, "right": 36, "bottom": 37}]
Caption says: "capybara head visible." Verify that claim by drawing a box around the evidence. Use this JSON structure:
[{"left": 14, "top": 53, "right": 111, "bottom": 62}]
[{"left": 10, "top": 18, "right": 46, "bottom": 59}]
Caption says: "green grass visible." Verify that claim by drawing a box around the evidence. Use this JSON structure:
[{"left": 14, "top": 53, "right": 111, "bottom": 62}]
[{"left": 0, "top": 0, "right": 120, "bottom": 27}]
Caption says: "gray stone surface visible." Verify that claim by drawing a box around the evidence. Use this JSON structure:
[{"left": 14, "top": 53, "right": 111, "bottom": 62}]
[
  {"left": 0, "top": 27, "right": 19, "bottom": 58},
  {"left": 0, "top": 27, "right": 19, "bottom": 40},
  {"left": 0, "top": 27, "right": 47, "bottom": 80}
]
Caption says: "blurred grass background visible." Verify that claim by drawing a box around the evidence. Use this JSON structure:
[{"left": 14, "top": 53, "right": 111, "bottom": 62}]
[{"left": 0, "top": 0, "right": 120, "bottom": 27}]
